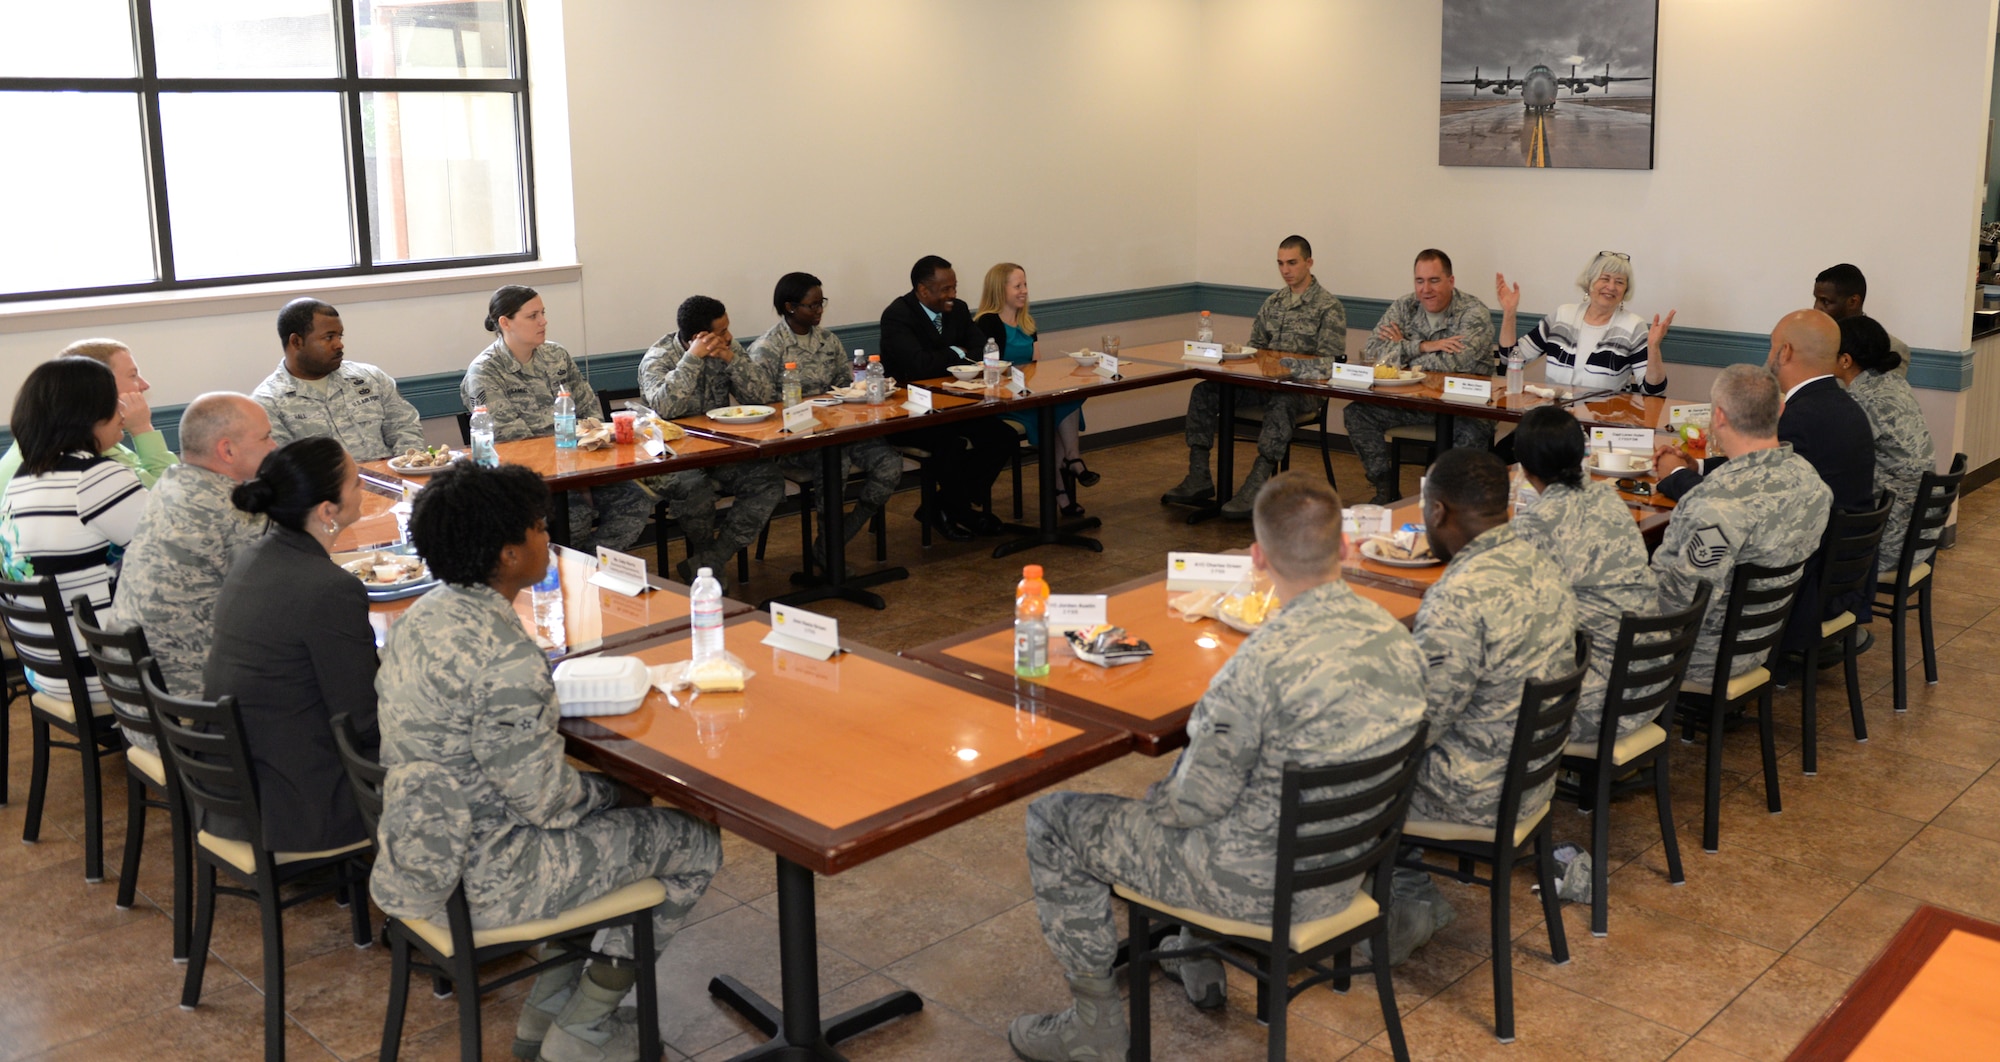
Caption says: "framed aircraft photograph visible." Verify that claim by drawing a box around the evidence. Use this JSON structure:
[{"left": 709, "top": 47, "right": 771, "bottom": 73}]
[{"left": 1438, "top": 0, "right": 1659, "bottom": 170}]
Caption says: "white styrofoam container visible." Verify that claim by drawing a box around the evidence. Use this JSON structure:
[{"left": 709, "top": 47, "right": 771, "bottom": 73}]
[{"left": 553, "top": 656, "right": 651, "bottom": 717}]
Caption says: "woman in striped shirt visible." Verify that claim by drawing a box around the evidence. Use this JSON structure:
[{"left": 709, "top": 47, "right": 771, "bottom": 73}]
[
  {"left": 1495, "top": 251, "right": 1676, "bottom": 396},
  {"left": 3, "top": 356, "right": 150, "bottom": 697}
]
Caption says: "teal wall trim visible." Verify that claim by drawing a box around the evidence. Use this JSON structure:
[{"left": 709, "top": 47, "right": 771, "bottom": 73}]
[{"left": 0, "top": 282, "right": 1976, "bottom": 450}]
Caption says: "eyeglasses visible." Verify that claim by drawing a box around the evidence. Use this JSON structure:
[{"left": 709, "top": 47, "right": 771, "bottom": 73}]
[
  {"left": 798, "top": 299, "right": 828, "bottom": 312},
  {"left": 1597, "top": 251, "right": 1631, "bottom": 262},
  {"left": 1614, "top": 477, "right": 1653, "bottom": 497}
]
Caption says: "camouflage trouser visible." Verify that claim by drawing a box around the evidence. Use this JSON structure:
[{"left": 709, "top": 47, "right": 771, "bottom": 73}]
[
  {"left": 656, "top": 460, "right": 786, "bottom": 565},
  {"left": 1342, "top": 404, "right": 1495, "bottom": 490},
  {"left": 1410, "top": 759, "right": 1554, "bottom": 835},
  {"left": 464, "top": 806, "right": 721, "bottom": 960},
  {"left": 778, "top": 436, "right": 902, "bottom": 510},
  {"left": 570, "top": 480, "right": 653, "bottom": 553},
  {"left": 1184, "top": 381, "right": 1315, "bottom": 466},
  {"left": 1025, "top": 791, "right": 1356, "bottom": 977}
]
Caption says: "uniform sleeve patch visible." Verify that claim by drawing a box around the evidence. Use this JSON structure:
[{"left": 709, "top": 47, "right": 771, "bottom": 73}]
[{"left": 1687, "top": 525, "right": 1731, "bottom": 569}]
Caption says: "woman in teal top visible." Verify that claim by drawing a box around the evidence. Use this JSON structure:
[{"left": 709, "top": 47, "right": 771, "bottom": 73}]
[{"left": 975, "top": 263, "right": 1094, "bottom": 517}]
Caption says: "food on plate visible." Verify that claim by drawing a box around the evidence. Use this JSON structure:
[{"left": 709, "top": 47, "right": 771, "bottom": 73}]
[
  {"left": 1064, "top": 624, "right": 1153, "bottom": 665},
  {"left": 391, "top": 446, "right": 453, "bottom": 469},
  {"left": 344, "top": 552, "right": 426, "bottom": 586},
  {"left": 1219, "top": 586, "right": 1280, "bottom": 627},
  {"left": 689, "top": 657, "right": 746, "bottom": 693},
  {"left": 638, "top": 415, "right": 685, "bottom": 441},
  {"left": 1221, "top": 343, "right": 1250, "bottom": 355},
  {"left": 573, "top": 417, "right": 616, "bottom": 450},
  {"left": 1168, "top": 588, "right": 1223, "bottom": 621},
  {"left": 1372, "top": 363, "right": 1402, "bottom": 379},
  {"left": 1368, "top": 532, "right": 1434, "bottom": 562}
]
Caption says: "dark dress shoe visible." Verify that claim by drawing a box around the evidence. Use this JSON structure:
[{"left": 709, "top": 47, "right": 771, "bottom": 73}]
[
  {"left": 966, "top": 510, "right": 1004, "bottom": 536},
  {"left": 914, "top": 506, "right": 973, "bottom": 541},
  {"left": 1060, "top": 501, "right": 1086, "bottom": 519}
]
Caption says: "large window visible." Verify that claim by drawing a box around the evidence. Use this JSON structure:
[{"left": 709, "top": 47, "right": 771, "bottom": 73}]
[{"left": 0, "top": 0, "right": 535, "bottom": 301}]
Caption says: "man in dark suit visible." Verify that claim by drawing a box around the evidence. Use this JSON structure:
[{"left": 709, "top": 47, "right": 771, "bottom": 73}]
[
  {"left": 878, "top": 255, "right": 1016, "bottom": 539},
  {"left": 1657, "top": 309, "right": 1876, "bottom": 655}
]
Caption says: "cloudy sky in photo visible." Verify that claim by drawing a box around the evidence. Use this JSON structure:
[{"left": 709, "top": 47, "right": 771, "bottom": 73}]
[{"left": 1441, "top": 0, "right": 1656, "bottom": 82}]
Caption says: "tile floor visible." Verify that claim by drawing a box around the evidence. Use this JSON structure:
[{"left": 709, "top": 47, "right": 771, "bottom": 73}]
[{"left": 6, "top": 433, "right": 2000, "bottom": 1060}]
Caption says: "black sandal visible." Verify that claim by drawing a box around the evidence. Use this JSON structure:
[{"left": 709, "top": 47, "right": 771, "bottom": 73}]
[{"left": 1064, "top": 458, "right": 1100, "bottom": 488}]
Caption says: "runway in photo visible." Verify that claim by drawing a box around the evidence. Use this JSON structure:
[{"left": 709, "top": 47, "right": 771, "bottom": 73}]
[{"left": 1439, "top": 97, "right": 1655, "bottom": 169}]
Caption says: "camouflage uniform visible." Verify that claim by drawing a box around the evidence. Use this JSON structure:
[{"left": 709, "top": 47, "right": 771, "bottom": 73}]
[
  {"left": 110, "top": 463, "right": 265, "bottom": 750},
  {"left": 1653, "top": 445, "right": 1831, "bottom": 687},
  {"left": 1026, "top": 580, "right": 1428, "bottom": 975},
  {"left": 1182, "top": 281, "right": 1347, "bottom": 465},
  {"left": 638, "top": 334, "right": 786, "bottom": 574},
  {"left": 250, "top": 359, "right": 425, "bottom": 462},
  {"left": 370, "top": 581, "right": 720, "bottom": 957},
  {"left": 1345, "top": 290, "right": 1499, "bottom": 492},
  {"left": 461, "top": 338, "right": 651, "bottom": 552},
  {"left": 746, "top": 321, "right": 902, "bottom": 518},
  {"left": 1847, "top": 370, "right": 1936, "bottom": 571},
  {"left": 1511, "top": 481, "right": 1662, "bottom": 742},
  {"left": 1410, "top": 523, "right": 1577, "bottom": 828}
]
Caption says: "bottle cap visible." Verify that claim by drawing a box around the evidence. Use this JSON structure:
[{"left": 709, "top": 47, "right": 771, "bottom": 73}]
[
  {"left": 1023, "top": 564, "right": 1043, "bottom": 579},
  {"left": 474, "top": 405, "right": 488, "bottom": 412},
  {"left": 869, "top": 354, "right": 881, "bottom": 362},
  {"left": 697, "top": 567, "right": 712, "bottom": 578},
  {"left": 786, "top": 362, "right": 797, "bottom": 369},
  {"left": 1200, "top": 310, "right": 1211, "bottom": 317}
]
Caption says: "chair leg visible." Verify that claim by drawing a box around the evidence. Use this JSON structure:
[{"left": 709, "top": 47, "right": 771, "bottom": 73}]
[
  {"left": 451, "top": 946, "right": 482, "bottom": 1062},
  {"left": 1318, "top": 404, "right": 1337, "bottom": 491},
  {"left": 170, "top": 796, "right": 192, "bottom": 962},
  {"left": 347, "top": 860, "right": 372, "bottom": 946},
  {"left": 23, "top": 717, "right": 49, "bottom": 843},
  {"left": 1011, "top": 451, "right": 1025, "bottom": 520},
  {"left": 260, "top": 873, "right": 288, "bottom": 1062},
  {"left": 1127, "top": 906, "right": 1153, "bottom": 1062},
  {"left": 1254, "top": 952, "right": 1272, "bottom": 1024},
  {"left": 182, "top": 861, "right": 217, "bottom": 1008},
  {"left": 873, "top": 508, "right": 887, "bottom": 562},
  {"left": 1654, "top": 759, "right": 1685, "bottom": 885},
  {"left": 1889, "top": 591, "right": 1910, "bottom": 712},
  {"left": 1590, "top": 772, "right": 1611, "bottom": 937},
  {"left": 1534, "top": 835, "right": 1567, "bottom": 963},
  {"left": 116, "top": 771, "right": 146, "bottom": 909},
  {"left": 757, "top": 515, "right": 773, "bottom": 562},
  {"left": 1333, "top": 943, "right": 1352, "bottom": 992},
  {"left": 736, "top": 546, "right": 749, "bottom": 584},
  {"left": 1703, "top": 699, "right": 1725, "bottom": 853},
  {"left": 1918, "top": 582, "right": 1940, "bottom": 683},
  {"left": 1801, "top": 643, "right": 1820, "bottom": 776},
  {"left": 1844, "top": 628, "right": 1867, "bottom": 742},
  {"left": 1266, "top": 948, "right": 1287, "bottom": 1061},
  {"left": 1757, "top": 687, "right": 1783, "bottom": 814},
  {"left": 380, "top": 933, "right": 412, "bottom": 1062},
  {"left": 1491, "top": 849, "right": 1517, "bottom": 1043},
  {"left": 633, "top": 911, "right": 663, "bottom": 1062},
  {"left": 1374, "top": 924, "right": 1412, "bottom": 1062},
  {"left": 78, "top": 727, "right": 105, "bottom": 883}
]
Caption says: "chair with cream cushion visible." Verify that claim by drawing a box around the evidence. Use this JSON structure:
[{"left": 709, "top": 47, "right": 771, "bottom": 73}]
[
  {"left": 0, "top": 574, "right": 125, "bottom": 883},
  {"left": 1874, "top": 454, "right": 1966, "bottom": 714},
  {"left": 1556, "top": 583, "right": 1710, "bottom": 938},
  {"left": 73, "top": 598, "right": 193, "bottom": 962},
  {"left": 1396, "top": 637, "right": 1589, "bottom": 1044},
  {"left": 1799, "top": 491, "right": 1893, "bottom": 776},
  {"left": 1676, "top": 556, "right": 1811, "bottom": 854},
  {"left": 142, "top": 666, "right": 372, "bottom": 1062},
  {"left": 330, "top": 713, "right": 665, "bottom": 1062},
  {"left": 1120, "top": 722, "right": 1429, "bottom": 1062}
]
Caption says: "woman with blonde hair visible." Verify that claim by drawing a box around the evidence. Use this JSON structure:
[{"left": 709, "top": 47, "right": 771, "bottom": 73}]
[
  {"left": 975, "top": 262, "right": 1094, "bottom": 516},
  {"left": 1495, "top": 251, "right": 1676, "bottom": 395}
]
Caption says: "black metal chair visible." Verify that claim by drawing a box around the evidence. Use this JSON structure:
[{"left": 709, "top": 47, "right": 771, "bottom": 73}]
[
  {"left": 1, "top": 639, "right": 26, "bottom": 802},
  {"left": 330, "top": 713, "right": 667, "bottom": 1062},
  {"left": 1556, "top": 583, "right": 1710, "bottom": 938},
  {"left": 143, "top": 666, "right": 372, "bottom": 1062},
  {"left": 1676, "top": 557, "right": 1810, "bottom": 854},
  {"left": 1874, "top": 454, "right": 1968, "bottom": 714},
  {"left": 1396, "top": 636, "right": 1589, "bottom": 1043},
  {"left": 1800, "top": 491, "right": 1894, "bottom": 775},
  {"left": 0, "top": 575, "right": 126, "bottom": 882},
  {"left": 72, "top": 599, "right": 192, "bottom": 961},
  {"left": 1121, "top": 723, "right": 1429, "bottom": 1062},
  {"left": 1235, "top": 398, "right": 1339, "bottom": 490}
]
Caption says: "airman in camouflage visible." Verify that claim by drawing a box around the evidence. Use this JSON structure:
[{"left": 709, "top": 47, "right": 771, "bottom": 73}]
[
  {"left": 461, "top": 337, "right": 651, "bottom": 552},
  {"left": 1346, "top": 251, "right": 1498, "bottom": 502},
  {"left": 1654, "top": 444, "right": 1830, "bottom": 686},
  {"left": 1847, "top": 369, "right": 1936, "bottom": 571},
  {"left": 747, "top": 320, "right": 902, "bottom": 555},
  {"left": 1164, "top": 238, "right": 1347, "bottom": 518},
  {"left": 1014, "top": 473, "right": 1427, "bottom": 1061},
  {"left": 1511, "top": 480, "right": 1661, "bottom": 742},
  {"left": 370, "top": 580, "right": 720, "bottom": 969},
  {"left": 639, "top": 325, "right": 785, "bottom": 583},
  {"left": 252, "top": 358, "right": 425, "bottom": 462}
]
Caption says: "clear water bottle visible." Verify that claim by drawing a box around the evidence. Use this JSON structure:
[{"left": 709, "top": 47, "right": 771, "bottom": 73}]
[
  {"left": 982, "top": 339, "right": 1003, "bottom": 388},
  {"left": 1014, "top": 564, "right": 1050, "bottom": 679},
  {"left": 553, "top": 387, "right": 577, "bottom": 449},
  {"left": 1196, "top": 310, "right": 1214, "bottom": 344},
  {"left": 864, "top": 355, "right": 887, "bottom": 404},
  {"left": 468, "top": 405, "right": 498, "bottom": 467},
  {"left": 530, "top": 548, "right": 564, "bottom": 646},
  {"left": 1506, "top": 350, "right": 1526, "bottom": 395},
  {"left": 781, "top": 361, "right": 802, "bottom": 409},
  {"left": 851, "top": 347, "right": 867, "bottom": 377},
  {"left": 690, "top": 566, "right": 725, "bottom": 664}
]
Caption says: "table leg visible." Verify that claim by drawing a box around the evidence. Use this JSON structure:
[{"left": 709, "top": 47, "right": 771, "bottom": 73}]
[
  {"left": 549, "top": 488, "right": 574, "bottom": 548},
  {"left": 769, "top": 445, "right": 906, "bottom": 611},
  {"left": 710, "top": 857, "right": 922, "bottom": 1061},
  {"left": 1186, "top": 383, "right": 1235, "bottom": 524},
  {"left": 1433, "top": 412, "right": 1456, "bottom": 460},
  {"left": 993, "top": 403, "right": 1103, "bottom": 558}
]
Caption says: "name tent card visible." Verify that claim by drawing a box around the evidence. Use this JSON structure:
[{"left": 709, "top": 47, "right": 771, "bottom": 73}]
[
  {"left": 1442, "top": 376, "right": 1492, "bottom": 402},
  {"left": 642, "top": 438, "right": 671, "bottom": 458},
  {"left": 902, "top": 384, "right": 934, "bottom": 414},
  {"left": 1167, "top": 551, "right": 1254, "bottom": 591},
  {"left": 781, "top": 401, "right": 818, "bottom": 435},
  {"left": 1046, "top": 594, "right": 1109, "bottom": 633},
  {"left": 1330, "top": 364, "right": 1376, "bottom": 389},
  {"left": 1010, "top": 366, "right": 1029, "bottom": 394},
  {"left": 589, "top": 546, "right": 651, "bottom": 597},
  {"left": 1181, "top": 341, "right": 1224, "bottom": 363},
  {"left": 1669, "top": 403, "right": 1713, "bottom": 428},
  {"left": 1590, "top": 427, "right": 1655, "bottom": 453},
  {"left": 762, "top": 602, "right": 840, "bottom": 660},
  {"left": 1095, "top": 353, "right": 1121, "bottom": 378}
]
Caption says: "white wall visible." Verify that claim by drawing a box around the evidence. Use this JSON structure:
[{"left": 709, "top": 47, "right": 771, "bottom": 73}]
[{"left": 1194, "top": 0, "right": 2000, "bottom": 353}]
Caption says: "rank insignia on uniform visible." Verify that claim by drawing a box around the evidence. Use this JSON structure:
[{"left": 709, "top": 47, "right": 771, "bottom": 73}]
[{"left": 1687, "top": 525, "right": 1730, "bottom": 569}]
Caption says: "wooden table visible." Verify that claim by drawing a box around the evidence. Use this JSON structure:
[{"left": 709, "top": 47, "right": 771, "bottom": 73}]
[
  {"left": 1788, "top": 905, "right": 2000, "bottom": 1060},
  {"left": 559, "top": 614, "right": 1129, "bottom": 1060}
]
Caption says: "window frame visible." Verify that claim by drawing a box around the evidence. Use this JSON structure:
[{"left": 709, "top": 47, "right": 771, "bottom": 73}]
[{"left": 0, "top": 0, "right": 538, "bottom": 303}]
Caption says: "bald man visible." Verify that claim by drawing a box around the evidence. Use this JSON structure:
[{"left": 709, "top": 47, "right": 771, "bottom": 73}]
[
  {"left": 115, "top": 394, "right": 279, "bottom": 743},
  {"left": 1658, "top": 309, "right": 1875, "bottom": 654}
]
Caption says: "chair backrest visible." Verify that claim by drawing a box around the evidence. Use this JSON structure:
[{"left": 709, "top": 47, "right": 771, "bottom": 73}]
[
  {"left": 595, "top": 387, "right": 645, "bottom": 420},
  {"left": 0, "top": 574, "right": 93, "bottom": 703},
  {"left": 1817, "top": 490, "right": 1895, "bottom": 608},
  {"left": 1271, "top": 721, "right": 1430, "bottom": 935},
  {"left": 330, "top": 712, "right": 385, "bottom": 840},
  {"left": 454, "top": 411, "right": 471, "bottom": 445},
  {"left": 141, "top": 661, "right": 269, "bottom": 863},
  {"left": 1599, "top": 582, "right": 1712, "bottom": 741},
  {"left": 72, "top": 597, "right": 162, "bottom": 741},
  {"left": 1493, "top": 634, "right": 1590, "bottom": 842},
  {"left": 1888, "top": 453, "right": 1967, "bottom": 587},
  {"left": 1708, "top": 557, "right": 1811, "bottom": 691}
]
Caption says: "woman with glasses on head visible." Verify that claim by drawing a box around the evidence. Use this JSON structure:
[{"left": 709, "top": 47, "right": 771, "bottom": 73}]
[
  {"left": 974, "top": 262, "right": 1094, "bottom": 517},
  {"left": 1495, "top": 251, "right": 1676, "bottom": 395}
]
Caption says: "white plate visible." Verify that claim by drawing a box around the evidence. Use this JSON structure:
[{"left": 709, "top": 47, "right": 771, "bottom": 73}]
[
  {"left": 386, "top": 451, "right": 461, "bottom": 474},
  {"left": 341, "top": 553, "right": 432, "bottom": 591},
  {"left": 1361, "top": 539, "right": 1442, "bottom": 568},
  {"left": 1220, "top": 346, "right": 1257, "bottom": 360},
  {"left": 707, "top": 405, "right": 777, "bottom": 424},
  {"left": 946, "top": 365, "right": 983, "bottom": 380},
  {"left": 1588, "top": 461, "right": 1653, "bottom": 478},
  {"left": 1370, "top": 373, "right": 1428, "bottom": 387},
  {"left": 1068, "top": 351, "right": 1100, "bottom": 365}
]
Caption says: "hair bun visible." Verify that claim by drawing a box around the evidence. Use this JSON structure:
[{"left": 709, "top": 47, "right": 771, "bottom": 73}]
[
  {"left": 232, "top": 477, "right": 278, "bottom": 514},
  {"left": 483, "top": 314, "right": 500, "bottom": 332}
]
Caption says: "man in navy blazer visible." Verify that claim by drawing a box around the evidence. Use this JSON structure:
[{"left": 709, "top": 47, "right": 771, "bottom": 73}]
[{"left": 1657, "top": 309, "right": 1876, "bottom": 654}]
